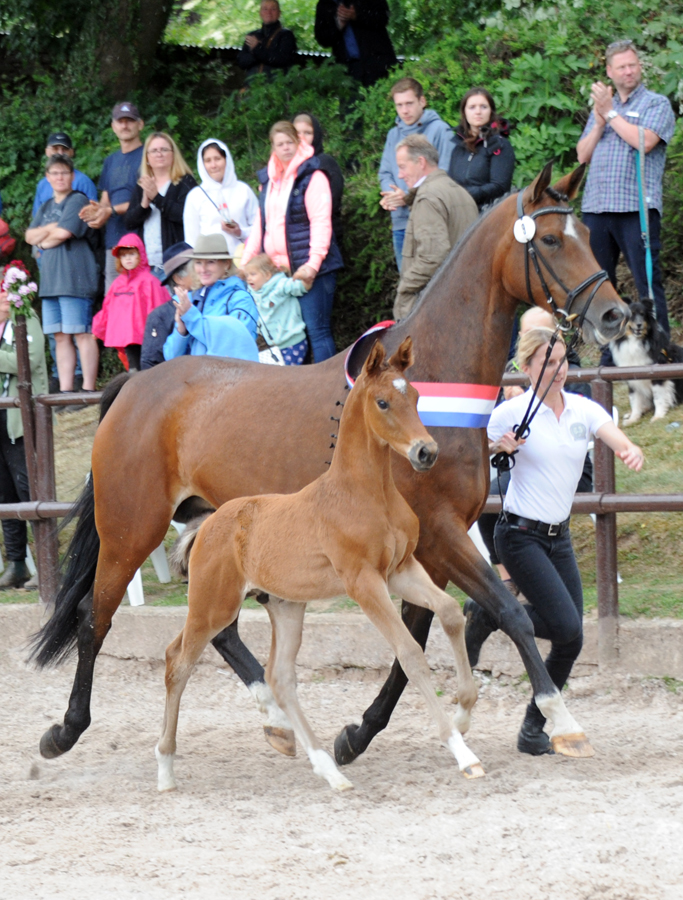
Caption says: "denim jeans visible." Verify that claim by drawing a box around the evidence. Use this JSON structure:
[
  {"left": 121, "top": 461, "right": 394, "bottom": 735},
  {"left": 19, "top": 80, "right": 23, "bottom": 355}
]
[
  {"left": 494, "top": 516, "right": 584, "bottom": 726},
  {"left": 298, "top": 271, "right": 337, "bottom": 363},
  {"left": 582, "top": 210, "right": 669, "bottom": 335},
  {"left": 392, "top": 229, "right": 406, "bottom": 273}
]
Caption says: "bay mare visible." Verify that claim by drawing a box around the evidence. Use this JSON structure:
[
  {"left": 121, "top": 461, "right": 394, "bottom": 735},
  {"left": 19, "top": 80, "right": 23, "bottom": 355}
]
[
  {"left": 32, "top": 164, "right": 628, "bottom": 765},
  {"left": 157, "top": 338, "right": 485, "bottom": 793}
]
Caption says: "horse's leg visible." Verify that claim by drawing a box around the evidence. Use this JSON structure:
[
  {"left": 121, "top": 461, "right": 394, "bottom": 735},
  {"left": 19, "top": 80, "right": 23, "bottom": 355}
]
[
  {"left": 40, "top": 523, "right": 171, "bottom": 759},
  {"left": 347, "top": 567, "right": 482, "bottom": 777},
  {"left": 263, "top": 597, "right": 353, "bottom": 792},
  {"left": 334, "top": 602, "right": 434, "bottom": 766},
  {"left": 157, "top": 540, "right": 246, "bottom": 791},
  {"left": 210, "top": 606, "right": 296, "bottom": 757},
  {"left": 388, "top": 558, "right": 479, "bottom": 739},
  {"left": 438, "top": 531, "right": 594, "bottom": 757}
]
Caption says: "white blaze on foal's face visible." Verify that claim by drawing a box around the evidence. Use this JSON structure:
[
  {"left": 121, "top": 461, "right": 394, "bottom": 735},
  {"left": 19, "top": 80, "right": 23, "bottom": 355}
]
[{"left": 393, "top": 377, "right": 407, "bottom": 394}]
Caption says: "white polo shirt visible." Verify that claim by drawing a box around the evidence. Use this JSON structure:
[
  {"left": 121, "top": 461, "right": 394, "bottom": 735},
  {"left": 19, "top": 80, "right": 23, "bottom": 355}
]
[{"left": 487, "top": 390, "right": 612, "bottom": 523}]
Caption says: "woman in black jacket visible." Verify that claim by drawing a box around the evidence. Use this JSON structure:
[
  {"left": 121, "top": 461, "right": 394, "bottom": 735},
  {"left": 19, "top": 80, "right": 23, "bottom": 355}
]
[
  {"left": 124, "top": 132, "right": 197, "bottom": 279},
  {"left": 448, "top": 88, "right": 515, "bottom": 210},
  {"left": 293, "top": 112, "right": 345, "bottom": 242}
]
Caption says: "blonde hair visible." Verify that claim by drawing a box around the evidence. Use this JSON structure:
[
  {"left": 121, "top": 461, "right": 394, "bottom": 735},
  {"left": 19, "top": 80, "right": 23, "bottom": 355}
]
[
  {"left": 140, "top": 132, "right": 193, "bottom": 184},
  {"left": 269, "top": 120, "right": 299, "bottom": 145},
  {"left": 243, "top": 253, "right": 279, "bottom": 279},
  {"left": 516, "top": 327, "right": 556, "bottom": 369}
]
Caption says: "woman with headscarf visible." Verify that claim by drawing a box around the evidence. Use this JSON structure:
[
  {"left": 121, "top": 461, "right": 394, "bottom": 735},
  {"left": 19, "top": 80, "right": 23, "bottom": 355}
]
[
  {"left": 183, "top": 139, "right": 259, "bottom": 259},
  {"left": 293, "top": 113, "right": 344, "bottom": 242},
  {"left": 241, "top": 121, "right": 343, "bottom": 363}
]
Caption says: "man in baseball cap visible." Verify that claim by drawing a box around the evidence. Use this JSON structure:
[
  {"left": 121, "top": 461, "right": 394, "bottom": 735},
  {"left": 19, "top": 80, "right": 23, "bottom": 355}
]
[
  {"left": 32, "top": 131, "right": 97, "bottom": 217},
  {"left": 79, "top": 101, "right": 145, "bottom": 290}
]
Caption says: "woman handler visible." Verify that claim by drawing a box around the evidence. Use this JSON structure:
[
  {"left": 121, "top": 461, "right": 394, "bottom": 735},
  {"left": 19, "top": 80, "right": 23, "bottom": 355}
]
[{"left": 465, "top": 328, "right": 643, "bottom": 755}]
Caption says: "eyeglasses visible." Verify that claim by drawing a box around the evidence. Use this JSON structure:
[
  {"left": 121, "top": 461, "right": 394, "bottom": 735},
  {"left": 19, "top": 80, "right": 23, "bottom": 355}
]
[{"left": 148, "top": 147, "right": 172, "bottom": 155}]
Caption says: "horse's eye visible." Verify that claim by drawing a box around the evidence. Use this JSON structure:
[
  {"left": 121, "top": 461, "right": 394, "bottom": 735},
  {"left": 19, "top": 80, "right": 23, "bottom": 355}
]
[
  {"left": 377, "top": 399, "right": 389, "bottom": 410},
  {"left": 541, "top": 234, "right": 559, "bottom": 247}
]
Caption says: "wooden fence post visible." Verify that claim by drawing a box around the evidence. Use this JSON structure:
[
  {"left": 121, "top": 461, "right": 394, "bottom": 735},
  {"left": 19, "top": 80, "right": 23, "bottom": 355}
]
[
  {"left": 592, "top": 377, "right": 619, "bottom": 667},
  {"left": 34, "top": 400, "right": 60, "bottom": 605}
]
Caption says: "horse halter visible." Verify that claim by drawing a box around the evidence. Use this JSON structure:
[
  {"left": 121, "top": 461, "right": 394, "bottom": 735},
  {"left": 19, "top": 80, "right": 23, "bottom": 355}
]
[{"left": 515, "top": 190, "right": 609, "bottom": 334}]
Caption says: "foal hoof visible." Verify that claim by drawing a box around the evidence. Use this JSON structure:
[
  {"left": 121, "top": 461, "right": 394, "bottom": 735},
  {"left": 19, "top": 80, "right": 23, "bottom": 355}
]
[
  {"left": 40, "top": 725, "right": 68, "bottom": 759},
  {"left": 462, "top": 763, "right": 486, "bottom": 780},
  {"left": 264, "top": 725, "right": 296, "bottom": 757},
  {"left": 334, "top": 724, "right": 362, "bottom": 767},
  {"left": 551, "top": 732, "right": 595, "bottom": 758}
]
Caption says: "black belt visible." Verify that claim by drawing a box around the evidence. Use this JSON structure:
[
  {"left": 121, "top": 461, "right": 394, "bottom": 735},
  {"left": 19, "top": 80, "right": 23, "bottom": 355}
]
[{"left": 504, "top": 513, "right": 570, "bottom": 538}]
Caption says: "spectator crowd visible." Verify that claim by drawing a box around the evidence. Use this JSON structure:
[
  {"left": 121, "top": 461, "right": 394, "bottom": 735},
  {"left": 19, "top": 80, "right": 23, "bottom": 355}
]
[{"left": 0, "top": 36, "right": 676, "bottom": 590}]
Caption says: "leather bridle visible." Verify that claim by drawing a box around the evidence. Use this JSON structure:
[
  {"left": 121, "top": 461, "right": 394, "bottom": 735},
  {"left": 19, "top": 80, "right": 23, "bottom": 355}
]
[{"left": 515, "top": 190, "right": 610, "bottom": 334}]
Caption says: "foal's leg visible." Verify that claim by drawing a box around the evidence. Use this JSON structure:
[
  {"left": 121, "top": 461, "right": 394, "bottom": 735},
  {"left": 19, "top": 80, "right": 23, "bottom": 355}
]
[
  {"left": 348, "top": 567, "right": 482, "bottom": 778},
  {"left": 210, "top": 608, "right": 296, "bottom": 757},
  {"left": 388, "top": 557, "right": 479, "bottom": 738},
  {"left": 264, "top": 597, "right": 353, "bottom": 792}
]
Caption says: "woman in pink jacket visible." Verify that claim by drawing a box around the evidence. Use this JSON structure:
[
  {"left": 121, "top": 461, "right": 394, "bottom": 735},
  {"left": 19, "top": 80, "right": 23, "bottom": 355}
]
[
  {"left": 242, "top": 121, "right": 343, "bottom": 363},
  {"left": 92, "top": 232, "right": 168, "bottom": 371}
]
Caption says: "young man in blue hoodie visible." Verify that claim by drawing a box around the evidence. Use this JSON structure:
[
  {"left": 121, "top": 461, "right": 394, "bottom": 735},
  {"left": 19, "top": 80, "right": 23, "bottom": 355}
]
[{"left": 379, "top": 77, "right": 455, "bottom": 271}]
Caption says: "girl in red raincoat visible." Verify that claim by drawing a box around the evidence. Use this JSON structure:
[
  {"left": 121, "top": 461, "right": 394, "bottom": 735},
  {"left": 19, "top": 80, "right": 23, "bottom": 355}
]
[{"left": 92, "top": 233, "right": 167, "bottom": 370}]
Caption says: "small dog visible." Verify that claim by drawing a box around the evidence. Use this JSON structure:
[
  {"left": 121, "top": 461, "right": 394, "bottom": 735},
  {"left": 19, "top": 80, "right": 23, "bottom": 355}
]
[{"left": 610, "top": 298, "right": 683, "bottom": 425}]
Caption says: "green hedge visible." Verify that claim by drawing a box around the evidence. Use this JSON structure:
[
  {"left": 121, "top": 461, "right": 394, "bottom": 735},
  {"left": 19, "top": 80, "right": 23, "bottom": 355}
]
[{"left": 1, "top": 0, "right": 682, "bottom": 352}]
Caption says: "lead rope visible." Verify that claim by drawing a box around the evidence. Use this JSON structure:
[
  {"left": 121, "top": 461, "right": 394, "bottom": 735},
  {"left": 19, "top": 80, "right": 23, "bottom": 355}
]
[{"left": 637, "top": 125, "right": 654, "bottom": 301}]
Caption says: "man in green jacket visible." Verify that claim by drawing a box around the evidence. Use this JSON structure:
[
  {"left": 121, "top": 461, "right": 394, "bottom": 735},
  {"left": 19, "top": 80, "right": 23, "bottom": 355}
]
[
  {"left": 0, "top": 295, "right": 48, "bottom": 588},
  {"left": 393, "top": 134, "right": 478, "bottom": 321}
]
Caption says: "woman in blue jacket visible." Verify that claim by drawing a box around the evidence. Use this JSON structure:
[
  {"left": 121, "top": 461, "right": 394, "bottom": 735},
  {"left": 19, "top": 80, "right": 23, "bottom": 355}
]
[{"left": 163, "top": 232, "right": 259, "bottom": 362}]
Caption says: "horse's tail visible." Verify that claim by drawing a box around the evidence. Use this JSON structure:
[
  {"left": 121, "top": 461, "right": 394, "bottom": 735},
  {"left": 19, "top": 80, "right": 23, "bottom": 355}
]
[
  {"left": 28, "top": 373, "right": 133, "bottom": 668},
  {"left": 169, "top": 515, "right": 213, "bottom": 579},
  {"left": 28, "top": 475, "right": 99, "bottom": 667},
  {"left": 99, "top": 371, "right": 133, "bottom": 423}
]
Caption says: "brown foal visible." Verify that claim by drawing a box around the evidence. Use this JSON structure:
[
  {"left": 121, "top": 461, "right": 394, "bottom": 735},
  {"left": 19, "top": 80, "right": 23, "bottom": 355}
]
[{"left": 156, "top": 338, "right": 483, "bottom": 792}]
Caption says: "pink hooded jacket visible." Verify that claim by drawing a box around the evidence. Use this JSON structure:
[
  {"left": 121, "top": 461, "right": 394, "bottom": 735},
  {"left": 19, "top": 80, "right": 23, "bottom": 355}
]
[
  {"left": 92, "top": 233, "right": 168, "bottom": 347},
  {"left": 242, "top": 141, "right": 333, "bottom": 273}
]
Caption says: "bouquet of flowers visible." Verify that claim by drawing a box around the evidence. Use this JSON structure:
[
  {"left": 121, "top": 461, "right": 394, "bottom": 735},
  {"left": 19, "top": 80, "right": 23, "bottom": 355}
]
[{"left": 1, "top": 261, "right": 37, "bottom": 321}]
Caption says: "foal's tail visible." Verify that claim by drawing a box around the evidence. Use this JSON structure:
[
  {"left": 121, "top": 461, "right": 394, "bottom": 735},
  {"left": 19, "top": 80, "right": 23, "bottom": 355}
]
[
  {"left": 169, "top": 515, "right": 213, "bottom": 578},
  {"left": 28, "top": 372, "right": 135, "bottom": 668}
]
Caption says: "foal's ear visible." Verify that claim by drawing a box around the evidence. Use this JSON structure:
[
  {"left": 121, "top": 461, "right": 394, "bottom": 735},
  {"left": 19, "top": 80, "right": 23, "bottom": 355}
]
[
  {"left": 526, "top": 161, "right": 554, "bottom": 205},
  {"left": 553, "top": 164, "right": 586, "bottom": 201},
  {"left": 364, "top": 339, "right": 387, "bottom": 377},
  {"left": 388, "top": 336, "right": 414, "bottom": 373}
]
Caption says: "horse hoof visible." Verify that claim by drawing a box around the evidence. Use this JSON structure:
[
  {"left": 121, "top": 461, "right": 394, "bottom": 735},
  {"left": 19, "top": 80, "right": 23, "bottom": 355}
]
[
  {"left": 264, "top": 725, "right": 296, "bottom": 757},
  {"left": 551, "top": 732, "right": 595, "bottom": 758},
  {"left": 462, "top": 763, "right": 486, "bottom": 779},
  {"left": 334, "top": 725, "right": 362, "bottom": 767},
  {"left": 40, "top": 725, "right": 67, "bottom": 759}
]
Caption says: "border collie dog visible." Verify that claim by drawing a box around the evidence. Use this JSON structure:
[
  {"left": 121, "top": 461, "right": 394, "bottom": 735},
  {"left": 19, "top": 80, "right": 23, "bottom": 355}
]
[{"left": 609, "top": 298, "right": 683, "bottom": 425}]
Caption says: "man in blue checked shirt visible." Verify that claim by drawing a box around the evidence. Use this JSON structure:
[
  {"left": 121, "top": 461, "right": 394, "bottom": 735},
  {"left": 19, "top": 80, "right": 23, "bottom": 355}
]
[{"left": 577, "top": 39, "right": 675, "bottom": 339}]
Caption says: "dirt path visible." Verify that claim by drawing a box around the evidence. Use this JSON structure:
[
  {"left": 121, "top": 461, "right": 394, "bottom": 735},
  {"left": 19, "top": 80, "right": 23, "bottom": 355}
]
[{"left": 1, "top": 649, "right": 681, "bottom": 900}]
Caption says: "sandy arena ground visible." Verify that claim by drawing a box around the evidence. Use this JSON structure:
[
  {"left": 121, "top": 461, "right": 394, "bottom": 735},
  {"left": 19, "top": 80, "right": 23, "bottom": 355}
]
[{"left": 0, "top": 646, "right": 682, "bottom": 900}]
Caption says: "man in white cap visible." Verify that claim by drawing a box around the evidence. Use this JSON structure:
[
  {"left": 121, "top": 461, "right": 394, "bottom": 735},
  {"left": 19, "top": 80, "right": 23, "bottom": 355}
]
[{"left": 79, "top": 102, "right": 145, "bottom": 290}]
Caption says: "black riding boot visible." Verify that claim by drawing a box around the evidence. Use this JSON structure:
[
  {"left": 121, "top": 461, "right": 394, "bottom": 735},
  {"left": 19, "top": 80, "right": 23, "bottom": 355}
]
[
  {"left": 517, "top": 701, "right": 554, "bottom": 756},
  {"left": 0, "top": 560, "right": 30, "bottom": 589},
  {"left": 463, "top": 598, "right": 498, "bottom": 668}
]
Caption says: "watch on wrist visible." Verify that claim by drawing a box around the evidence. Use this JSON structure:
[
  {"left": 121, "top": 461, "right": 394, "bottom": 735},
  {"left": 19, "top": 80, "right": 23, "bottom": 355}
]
[{"left": 606, "top": 110, "right": 618, "bottom": 123}]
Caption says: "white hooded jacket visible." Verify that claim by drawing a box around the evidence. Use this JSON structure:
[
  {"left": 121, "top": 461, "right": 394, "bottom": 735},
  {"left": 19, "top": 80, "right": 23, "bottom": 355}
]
[{"left": 183, "top": 138, "right": 259, "bottom": 254}]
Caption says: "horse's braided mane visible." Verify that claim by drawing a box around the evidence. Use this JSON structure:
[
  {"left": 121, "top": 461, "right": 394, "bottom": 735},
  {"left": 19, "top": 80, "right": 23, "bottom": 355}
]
[{"left": 546, "top": 186, "right": 569, "bottom": 203}]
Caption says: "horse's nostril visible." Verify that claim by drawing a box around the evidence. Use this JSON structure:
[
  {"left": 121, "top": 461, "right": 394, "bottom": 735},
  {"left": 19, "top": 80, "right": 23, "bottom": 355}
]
[{"left": 418, "top": 446, "right": 430, "bottom": 464}]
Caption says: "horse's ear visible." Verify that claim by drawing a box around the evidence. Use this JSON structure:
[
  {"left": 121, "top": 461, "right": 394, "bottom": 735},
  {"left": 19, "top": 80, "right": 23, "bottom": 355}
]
[
  {"left": 526, "top": 161, "right": 554, "bottom": 204},
  {"left": 553, "top": 164, "right": 586, "bottom": 200},
  {"left": 388, "top": 336, "right": 414, "bottom": 373},
  {"left": 364, "top": 339, "right": 386, "bottom": 377}
]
